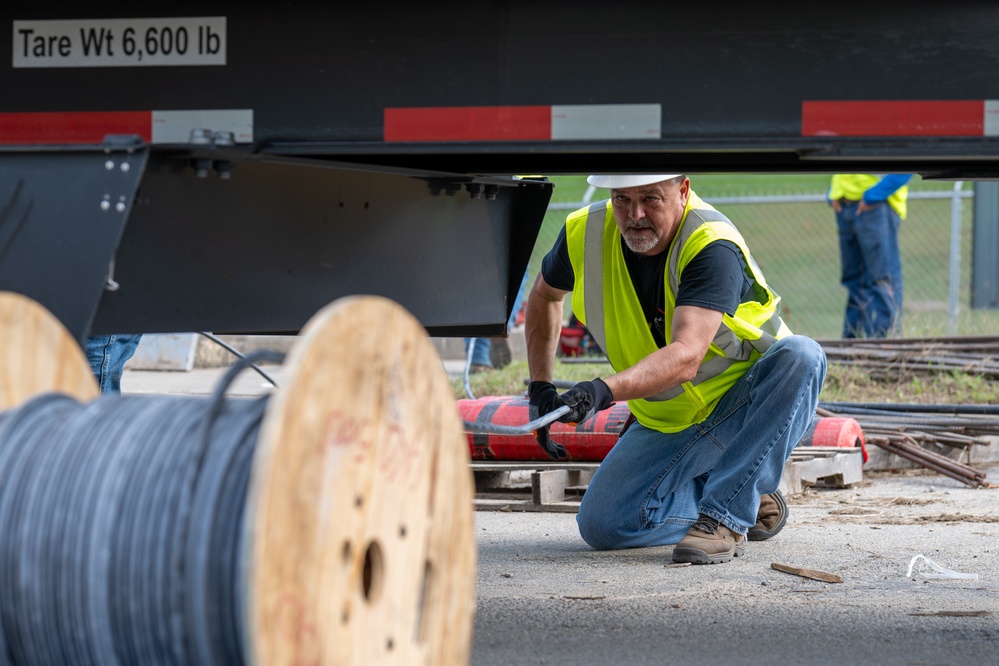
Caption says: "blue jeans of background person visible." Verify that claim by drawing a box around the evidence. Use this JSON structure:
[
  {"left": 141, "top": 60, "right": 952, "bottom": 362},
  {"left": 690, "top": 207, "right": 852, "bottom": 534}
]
[
  {"left": 836, "top": 200, "right": 903, "bottom": 338},
  {"left": 576, "top": 335, "right": 826, "bottom": 550},
  {"left": 464, "top": 337, "right": 493, "bottom": 367},
  {"left": 464, "top": 270, "right": 530, "bottom": 369},
  {"left": 85, "top": 334, "right": 143, "bottom": 394}
]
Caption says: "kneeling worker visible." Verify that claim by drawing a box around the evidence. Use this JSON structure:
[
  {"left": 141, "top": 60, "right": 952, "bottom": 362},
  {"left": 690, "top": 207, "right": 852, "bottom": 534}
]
[{"left": 525, "top": 174, "right": 826, "bottom": 564}]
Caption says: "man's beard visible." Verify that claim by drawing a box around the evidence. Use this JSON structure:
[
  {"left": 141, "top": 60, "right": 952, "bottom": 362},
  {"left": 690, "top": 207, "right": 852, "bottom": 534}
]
[{"left": 622, "top": 221, "right": 660, "bottom": 254}]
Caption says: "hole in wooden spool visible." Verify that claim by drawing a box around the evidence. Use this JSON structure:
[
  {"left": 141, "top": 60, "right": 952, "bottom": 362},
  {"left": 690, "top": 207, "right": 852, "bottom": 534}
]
[
  {"left": 386, "top": 637, "right": 394, "bottom": 651},
  {"left": 361, "top": 540, "right": 385, "bottom": 603},
  {"left": 414, "top": 559, "right": 434, "bottom": 645},
  {"left": 398, "top": 524, "right": 407, "bottom": 539}
]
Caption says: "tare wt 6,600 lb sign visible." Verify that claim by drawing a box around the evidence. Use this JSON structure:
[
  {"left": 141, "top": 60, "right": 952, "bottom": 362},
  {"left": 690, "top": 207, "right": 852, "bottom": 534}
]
[{"left": 12, "top": 17, "right": 226, "bottom": 68}]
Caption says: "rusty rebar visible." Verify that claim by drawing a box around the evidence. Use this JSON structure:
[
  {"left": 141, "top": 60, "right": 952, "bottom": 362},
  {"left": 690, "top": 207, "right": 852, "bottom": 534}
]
[
  {"left": 819, "top": 337, "right": 999, "bottom": 379},
  {"left": 866, "top": 434, "right": 989, "bottom": 488}
]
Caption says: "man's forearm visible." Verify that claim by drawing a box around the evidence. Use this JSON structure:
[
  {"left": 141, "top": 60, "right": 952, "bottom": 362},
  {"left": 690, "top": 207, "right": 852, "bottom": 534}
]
[
  {"left": 603, "top": 342, "right": 699, "bottom": 402},
  {"left": 525, "top": 295, "right": 564, "bottom": 383},
  {"left": 604, "top": 305, "right": 722, "bottom": 403}
]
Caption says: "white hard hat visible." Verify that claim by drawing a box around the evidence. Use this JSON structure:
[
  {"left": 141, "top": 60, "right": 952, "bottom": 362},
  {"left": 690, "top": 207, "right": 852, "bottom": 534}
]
[{"left": 586, "top": 174, "right": 682, "bottom": 189}]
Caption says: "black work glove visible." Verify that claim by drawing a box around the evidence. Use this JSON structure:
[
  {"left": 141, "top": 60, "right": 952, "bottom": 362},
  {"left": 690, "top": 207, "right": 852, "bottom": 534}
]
[
  {"left": 558, "top": 378, "right": 614, "bottom": 424},
  {"left": 527, "top": 380, "right": 568, "bottom": 460}
]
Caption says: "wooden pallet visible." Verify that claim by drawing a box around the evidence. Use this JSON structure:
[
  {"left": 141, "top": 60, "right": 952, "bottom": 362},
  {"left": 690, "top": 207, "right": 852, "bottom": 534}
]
[
  {"left": 471, "top": 446, "right": 864, "bottom": 513},
  {"left": 472, "top": 462, "right": 597, "bottom": 513},
  {"left": 782, "top": 446, "right": 865, "bottom": 495}
]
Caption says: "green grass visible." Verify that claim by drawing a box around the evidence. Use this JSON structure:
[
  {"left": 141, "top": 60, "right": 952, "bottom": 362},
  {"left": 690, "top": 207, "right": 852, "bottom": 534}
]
[{"left": 450, "top": 358, "right": 999, "bottom": 405}]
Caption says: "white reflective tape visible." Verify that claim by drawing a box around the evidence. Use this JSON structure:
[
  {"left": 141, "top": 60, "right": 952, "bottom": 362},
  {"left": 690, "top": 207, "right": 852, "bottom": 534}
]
[
  {"left": 151, "top": 109, "right": 253, "bottom": 144},
  {"left": 984, "top": 100, "right": 999, "bottom": 136},
  {"left": 551, "top": 104, "right": 661, "bottom": 140}
]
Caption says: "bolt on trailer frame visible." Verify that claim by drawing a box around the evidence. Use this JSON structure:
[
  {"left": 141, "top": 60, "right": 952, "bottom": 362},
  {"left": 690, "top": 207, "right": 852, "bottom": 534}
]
[{"left": 3, "top": 1, "right": 999, "bottom": 343}]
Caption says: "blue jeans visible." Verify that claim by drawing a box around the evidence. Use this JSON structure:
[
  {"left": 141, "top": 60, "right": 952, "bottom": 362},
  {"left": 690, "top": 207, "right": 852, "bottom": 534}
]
[
  {"left": 85, "top": 334, "right": 143, "bottom": 394},
  {"left": 463, "top": 337, "right": 493, "bottom": 367},
  {"left": 576, "top": 335, "right": 826, "bottom": 549},
  {"left": 836, "top": 201, "right": 903, "bottom": 338}
]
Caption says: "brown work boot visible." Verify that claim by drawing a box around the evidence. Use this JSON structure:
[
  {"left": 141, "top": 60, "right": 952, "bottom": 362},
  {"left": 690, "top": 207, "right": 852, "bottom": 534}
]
[
  {"left": 490, "top": 338, "right": 513, "bottom": 369},
  {"left": 747, "top": 490, "right": 788, "bottom": 542},
  {"left": 672, "top": 515, "right": 746, "bottom": 564}
]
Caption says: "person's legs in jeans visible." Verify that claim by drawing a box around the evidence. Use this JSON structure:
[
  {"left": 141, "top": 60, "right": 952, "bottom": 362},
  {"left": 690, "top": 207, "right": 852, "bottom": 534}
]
[
  {"left": 576, "top": 335, "right": 826, "bottom": 550},
  {"left": 854, "top": 203, "right": 903, "bottom": 337},
  {"left": 85, "top": 334, "right": 143, "bottom": 394},
  {"left": 576, "top": 420, "right": 709, "bottom": 549},
  {"left": 463, "top": 337, "right": 493, "bottom": 370},
  {"left": 836, "top": 203, "right": 867, "bottom": 338},
  {"left": 695, "top": 336, "right": 826, "bottom": 531}
]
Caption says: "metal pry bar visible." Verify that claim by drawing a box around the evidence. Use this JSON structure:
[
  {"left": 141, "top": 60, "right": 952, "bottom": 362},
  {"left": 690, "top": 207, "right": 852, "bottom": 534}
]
[{"left": 463, "top": 405, "right": 571, "bottom": 435}]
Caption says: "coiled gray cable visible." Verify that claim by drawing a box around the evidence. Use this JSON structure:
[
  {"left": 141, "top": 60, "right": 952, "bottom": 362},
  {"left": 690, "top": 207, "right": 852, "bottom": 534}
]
[{"left": 0, "top": 349, "right": 283, "bottom": 666}]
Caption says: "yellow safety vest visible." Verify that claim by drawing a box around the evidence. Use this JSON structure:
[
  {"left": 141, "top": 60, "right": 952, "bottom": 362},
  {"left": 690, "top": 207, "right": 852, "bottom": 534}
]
[
  {"left": 828, "top": 174, "right": 909, "bottom": 219},
  {"left": 565, "top": 192, "right": 792, "bottom": 433}
]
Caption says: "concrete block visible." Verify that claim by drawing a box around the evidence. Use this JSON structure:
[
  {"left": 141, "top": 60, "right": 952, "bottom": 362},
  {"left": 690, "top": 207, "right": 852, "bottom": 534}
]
[
  {"left": 430, "top": 337, "right": 467, "bottom": 361},
  {"left": 194, "top": 334, "right": 298, "bottom": 368},
  {"left": 430, "top": 329, "right": 527, "bottom": 362},
  {"left": 127, "top": 333, "right": 199, "bottom": 371},
  {"left": 532, "top": 470, "right": 569, "bottom": 504},
  {"left": 126, "top": 334, "right": 300, "bottom": 371}
]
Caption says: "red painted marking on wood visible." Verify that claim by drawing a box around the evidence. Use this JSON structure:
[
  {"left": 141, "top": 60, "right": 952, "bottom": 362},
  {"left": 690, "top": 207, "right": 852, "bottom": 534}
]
[
  {"left": 379, "top": 423, "right": 424, "bottom": 490},
  {"left": 273, "top": 594, "right": 319, "bottom": 666},
  {"left": 320, "top": 410, "right": 372, "bottom": 456}
]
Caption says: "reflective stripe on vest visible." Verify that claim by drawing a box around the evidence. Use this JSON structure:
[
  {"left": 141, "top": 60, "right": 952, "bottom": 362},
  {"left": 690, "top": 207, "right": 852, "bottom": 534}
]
[{"left": 582, "top": 202, "right": 609, "bottom": 359}]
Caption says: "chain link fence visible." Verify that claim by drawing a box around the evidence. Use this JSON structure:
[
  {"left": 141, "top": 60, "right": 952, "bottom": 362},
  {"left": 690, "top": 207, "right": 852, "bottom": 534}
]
[{"left": 526, "top": 180, "right": 999, "bottom": 340}]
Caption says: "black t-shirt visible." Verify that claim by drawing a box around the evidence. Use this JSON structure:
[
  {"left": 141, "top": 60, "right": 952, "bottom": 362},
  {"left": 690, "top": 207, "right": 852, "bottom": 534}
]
[{"left": 541, "top": 225, "right": 763, "bottom": 347}]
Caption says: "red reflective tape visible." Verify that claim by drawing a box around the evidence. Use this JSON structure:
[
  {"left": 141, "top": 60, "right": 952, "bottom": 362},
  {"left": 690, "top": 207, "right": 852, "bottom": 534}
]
[
  {"left": 0, "top": 111, "right": 152, "bottom": 144},
  {"left": 384, "top": 106, "right": 551, "bottom": 142},
  {"left": 802, "top": 100, "right": 984, "bottom": 136}
]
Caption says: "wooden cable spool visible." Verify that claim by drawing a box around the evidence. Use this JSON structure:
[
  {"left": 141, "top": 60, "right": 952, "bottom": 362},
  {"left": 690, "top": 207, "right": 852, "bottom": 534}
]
[
  {"left": 0, "top": 291, "right": 98, "bottom": 410},
  {"left": 245, "top": 294, "right": 477, "bottom": 665},
  {"left": 0, "top": 291, "right": 476, "bottom": 666}
]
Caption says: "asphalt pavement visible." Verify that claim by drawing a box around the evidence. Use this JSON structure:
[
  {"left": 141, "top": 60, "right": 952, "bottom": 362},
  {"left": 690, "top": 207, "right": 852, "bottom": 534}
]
[
  {"left": 122, "top": 362, "right": 999, "bottom": 666},
  {"left": 471, "top": 471, "right": 999, "bottom": 666}
]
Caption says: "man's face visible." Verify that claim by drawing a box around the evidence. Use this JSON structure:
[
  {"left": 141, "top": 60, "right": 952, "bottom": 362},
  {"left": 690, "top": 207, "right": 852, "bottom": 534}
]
[{"left": 610, "top": 177, "right": 690, "bottom": 255}]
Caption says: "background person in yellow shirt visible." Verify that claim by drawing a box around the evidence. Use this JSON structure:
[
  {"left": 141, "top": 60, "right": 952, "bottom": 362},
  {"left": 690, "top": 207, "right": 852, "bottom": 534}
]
[{"left": 827, "top": 173, "right": 912, "bottom": 338}]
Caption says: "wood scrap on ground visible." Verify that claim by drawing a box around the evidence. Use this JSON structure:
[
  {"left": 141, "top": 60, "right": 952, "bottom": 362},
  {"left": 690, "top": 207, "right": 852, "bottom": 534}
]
[
  {"left": 771, "top": 562, "right": 844, "bottom": 583},
  {"left": 909, "top": 610, "right": 991, "bottom": 617}
]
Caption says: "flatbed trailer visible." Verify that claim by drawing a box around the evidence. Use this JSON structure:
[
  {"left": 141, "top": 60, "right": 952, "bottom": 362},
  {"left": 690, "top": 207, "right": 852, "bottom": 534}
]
[{"left": 3, "top": 1, "right": 999, "bottom": 342}]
